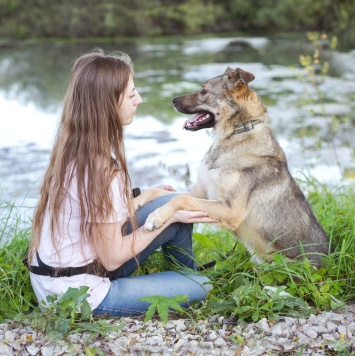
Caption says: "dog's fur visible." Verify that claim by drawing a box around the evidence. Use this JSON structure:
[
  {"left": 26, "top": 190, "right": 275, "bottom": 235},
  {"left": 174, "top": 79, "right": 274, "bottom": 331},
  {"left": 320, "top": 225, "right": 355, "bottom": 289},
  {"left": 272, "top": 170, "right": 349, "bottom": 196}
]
[{"left": 135, "top": 67, "right": 330, "bottom": 267}]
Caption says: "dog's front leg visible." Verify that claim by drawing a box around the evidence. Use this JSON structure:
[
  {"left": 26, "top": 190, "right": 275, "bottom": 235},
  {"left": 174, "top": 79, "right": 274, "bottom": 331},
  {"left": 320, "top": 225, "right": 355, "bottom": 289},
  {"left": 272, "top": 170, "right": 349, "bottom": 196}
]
[
  {"left": 143, "top": 198, "right": 180, "bottom": 231},
  {"left": 144, "top": 195, "right": 240, "bottom": 231},
  {"left": 133, "top": 188, "right": 172, "bottom": 212}
]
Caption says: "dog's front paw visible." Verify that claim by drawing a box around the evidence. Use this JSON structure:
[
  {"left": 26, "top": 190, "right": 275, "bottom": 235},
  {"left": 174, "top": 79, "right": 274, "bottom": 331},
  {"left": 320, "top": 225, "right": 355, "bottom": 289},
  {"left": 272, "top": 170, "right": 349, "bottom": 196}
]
[{"left": 144, "top": 210, "right": 166, "bottom": 231}]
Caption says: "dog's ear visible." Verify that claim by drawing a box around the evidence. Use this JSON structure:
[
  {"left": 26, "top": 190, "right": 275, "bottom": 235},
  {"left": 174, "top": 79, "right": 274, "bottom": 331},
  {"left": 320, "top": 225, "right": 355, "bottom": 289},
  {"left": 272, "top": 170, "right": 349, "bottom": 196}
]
[
  {"left": 224, "top": 67, "right": 255, "bottom": 88},
  {"left": 237, "top": 68, "right": 255, "bottom": 84},
  {"left": 224, "top": 66, "right": 234, "bottom": 78}
]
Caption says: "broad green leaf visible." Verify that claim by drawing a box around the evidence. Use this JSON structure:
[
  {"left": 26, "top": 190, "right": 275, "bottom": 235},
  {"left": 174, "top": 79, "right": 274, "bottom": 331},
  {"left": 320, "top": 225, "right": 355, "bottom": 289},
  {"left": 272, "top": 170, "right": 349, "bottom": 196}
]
[
  {"left": 167, "top": 299, "right": 185, "bottom": 314},
  {"left": 157, "top": 302, "right": 169, "bottom": 322},
  {"left": 172, "top": 294, "right": 188, "bottom": 304},
  {"left": 72, "top": 321, "right": 124, "bottom": 336},
  {"left": 59, "top": 286, "right": 89, "bottom": 301},
  {"left": 85, "top": 347, "right": 96, "bottom": 356},
  {"left": 140, "top": 296, "right": 158, "bottom": 304},
  {"left": 274, "top": 272, "right": 287, "bottom": 283},
  {"left": 144, "top": 304, "right": 156, "bottom": 322},
  {"left": 80, "top": 300, "right": 92, "bottom": 321},
  {"left": 260, "top": 273, "right": 274, "bottom": 285},
  {"left": 140, "top": 295, "right": 187, "bottom": 322},
  {"left": 73, "top": 293, "right": 91, "bottom": 310},
  {"left": 320, "top": 283, "right": 330, "bottom": 293},
  {"left": 55, "top": 317, "right": 70, "bottom": 335}
]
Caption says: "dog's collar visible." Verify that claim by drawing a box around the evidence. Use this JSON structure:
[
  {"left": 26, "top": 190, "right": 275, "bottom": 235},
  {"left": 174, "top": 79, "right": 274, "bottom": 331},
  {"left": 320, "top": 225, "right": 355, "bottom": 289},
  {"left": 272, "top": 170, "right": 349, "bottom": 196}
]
[{"left": 233, "top": 119, "right": 262, "bottom": 135}]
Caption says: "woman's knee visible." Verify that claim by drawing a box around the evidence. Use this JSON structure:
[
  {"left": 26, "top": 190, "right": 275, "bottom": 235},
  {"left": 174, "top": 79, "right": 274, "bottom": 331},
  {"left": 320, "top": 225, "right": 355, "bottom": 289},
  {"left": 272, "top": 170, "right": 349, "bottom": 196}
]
[{"left": 132, "top": 193, "right": 179, "bottom": 228}]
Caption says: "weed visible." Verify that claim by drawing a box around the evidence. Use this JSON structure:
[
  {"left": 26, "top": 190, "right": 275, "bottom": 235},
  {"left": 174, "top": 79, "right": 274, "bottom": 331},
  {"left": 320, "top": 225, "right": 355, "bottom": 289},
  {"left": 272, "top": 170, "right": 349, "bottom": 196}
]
[
  {"left": 297, "top": 32, "right": 350, "bottom": 176},
  {"left": 0, "top": 34, "right": 354, "bottom": 340},
  {"left": 0, "top": 197, "right": 36, "bottom": 319},
  {"left": 139, "top": 294, "right": 188, "bottom": 322},
  {"left": 14, "top": 286, "right": 123, "bottom": 339},
  {"left": 191, "top": 182, "right": 354, "bottom": 321}
]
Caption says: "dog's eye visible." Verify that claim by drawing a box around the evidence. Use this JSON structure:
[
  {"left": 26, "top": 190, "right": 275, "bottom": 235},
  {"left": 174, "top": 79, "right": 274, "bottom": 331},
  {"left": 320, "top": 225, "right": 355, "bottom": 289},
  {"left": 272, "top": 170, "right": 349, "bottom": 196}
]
[{"left": 200, "top": 89, "right": 208, "bottom": 95}]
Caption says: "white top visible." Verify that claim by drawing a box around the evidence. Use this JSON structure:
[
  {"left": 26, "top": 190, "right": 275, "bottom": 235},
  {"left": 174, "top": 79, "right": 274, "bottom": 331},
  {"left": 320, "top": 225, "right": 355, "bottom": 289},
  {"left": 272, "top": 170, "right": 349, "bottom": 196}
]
[{"left": 30, "top": 170, "right": 128, "bottom": 310}]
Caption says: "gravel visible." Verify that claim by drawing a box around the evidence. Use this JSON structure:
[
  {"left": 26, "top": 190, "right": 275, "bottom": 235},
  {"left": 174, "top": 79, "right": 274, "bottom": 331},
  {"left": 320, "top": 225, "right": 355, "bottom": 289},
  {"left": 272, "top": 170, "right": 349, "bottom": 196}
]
[{"left": 0, "top": 304, "right": 354, "bottom": 355}]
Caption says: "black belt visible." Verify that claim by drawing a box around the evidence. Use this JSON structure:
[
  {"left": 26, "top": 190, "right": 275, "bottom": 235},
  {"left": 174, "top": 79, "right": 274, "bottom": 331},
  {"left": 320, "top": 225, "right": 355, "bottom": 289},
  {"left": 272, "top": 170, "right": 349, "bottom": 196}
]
[{"left": 24, "top": 252, "right": 108, "bottom": 278}]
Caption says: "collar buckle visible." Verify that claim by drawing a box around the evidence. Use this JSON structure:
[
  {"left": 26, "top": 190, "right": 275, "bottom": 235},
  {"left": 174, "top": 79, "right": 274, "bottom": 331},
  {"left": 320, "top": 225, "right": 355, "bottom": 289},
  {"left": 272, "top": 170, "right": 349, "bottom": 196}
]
[{"left": 233, "top": 120, "right": 261, "bottom": 135}]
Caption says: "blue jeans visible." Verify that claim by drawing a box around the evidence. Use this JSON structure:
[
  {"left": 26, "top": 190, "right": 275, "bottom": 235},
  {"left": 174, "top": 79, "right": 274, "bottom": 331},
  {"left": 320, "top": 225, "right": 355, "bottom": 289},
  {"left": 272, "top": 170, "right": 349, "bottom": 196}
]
[{"left": 93, "top": 194, "right": 212, "bottom": 317}]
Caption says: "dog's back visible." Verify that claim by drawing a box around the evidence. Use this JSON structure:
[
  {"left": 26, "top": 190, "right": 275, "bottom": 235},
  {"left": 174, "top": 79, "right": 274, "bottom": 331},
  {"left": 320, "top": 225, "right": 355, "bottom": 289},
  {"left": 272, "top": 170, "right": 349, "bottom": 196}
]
[{"left": 235, "top": 130, "right": 328, "bottom": 265}]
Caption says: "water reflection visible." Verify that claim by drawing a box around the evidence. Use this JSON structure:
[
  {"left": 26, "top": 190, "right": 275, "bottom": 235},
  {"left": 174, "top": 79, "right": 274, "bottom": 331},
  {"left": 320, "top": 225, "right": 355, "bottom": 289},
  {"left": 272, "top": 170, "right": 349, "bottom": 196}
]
[
  {"left": 0, "top": 34, "right": 354, "bottom": 206},
  {"left": 0, "top": 41, "right": 139, "bottom": 110}
]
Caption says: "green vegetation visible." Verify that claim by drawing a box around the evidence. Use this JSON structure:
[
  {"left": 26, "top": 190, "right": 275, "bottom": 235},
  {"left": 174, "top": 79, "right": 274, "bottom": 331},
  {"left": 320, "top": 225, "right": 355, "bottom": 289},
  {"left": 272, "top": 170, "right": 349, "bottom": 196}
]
[
  {"left": 196, "top": 181, "right": 355, "bottom": 318},
  {"left": 3, "top": 179, "right": 354, "bottom": 330},
  {"left": 0, "top": 29, "right": 354, "bottom": 344},
  {"left": 0, "top": 198, "right": 36, "bottom": 319},
  {"left": 296, "top": 32, "right": 353, "bottom": 181},
  {"left": 134, "top": 178, "right": 354, "bottom": 324},
  {"left": 139, "top": 294, "right": 188, "bottom": 322},
  {"left": 1, "top": 0, "right": 355, "bottom": 46},
  {"left": 14, "top": 286, "right": 124, "bottom": 339}
]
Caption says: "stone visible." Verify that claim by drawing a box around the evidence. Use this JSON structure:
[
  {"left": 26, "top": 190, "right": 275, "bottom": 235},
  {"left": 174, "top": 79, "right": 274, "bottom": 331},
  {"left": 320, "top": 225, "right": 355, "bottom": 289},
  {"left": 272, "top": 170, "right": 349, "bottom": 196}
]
[
  {"left": 0, "top": 343, "right": 14, "bottom": 356},
  {"left": 256, "top": 318, "right": 270, "bottom": 332},
  {"left": 214, "top": 337, "right": 227, "bottom": 347},
  {"left": 208, "top": 331, "right": 217, "bottom": 340},
  {"left": 304, "top": 328, "right": 318, "bottom": 339},
  {"left": 188, "top": 340, "right": 199, "bottom": 352},
  {"left": 315, "top": 325, "right": 329, "bottom": 334},
  {"left": 0, "top": 304, "right": 354, "bottom": 355},
  {"left": 326, "top": 321, "right": 338, "bottom": 333},
  {"left": 4, "top": 331, "right": 16, "bottom": 342},
  {"left": 271, "top": 323, "right": 286, "bottom": 336},
  {"left": 296, "top": 331, "right": 310, "bottom": 343},
  {"left": 337, "top": 325, "right": 347, "bottom": 335},
  {"left": 173, "top": 339, "right": 185, "bottom": 351},
  {"left": 322, "top": 333, "right": 337, "bottom": 341}
]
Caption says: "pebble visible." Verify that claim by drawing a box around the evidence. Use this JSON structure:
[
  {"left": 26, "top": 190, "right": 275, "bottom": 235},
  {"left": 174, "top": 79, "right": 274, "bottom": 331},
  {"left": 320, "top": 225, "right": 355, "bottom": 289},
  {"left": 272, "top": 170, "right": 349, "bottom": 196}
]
[{"left": 0, "top": 304, "right": 354, "bottom": 355}]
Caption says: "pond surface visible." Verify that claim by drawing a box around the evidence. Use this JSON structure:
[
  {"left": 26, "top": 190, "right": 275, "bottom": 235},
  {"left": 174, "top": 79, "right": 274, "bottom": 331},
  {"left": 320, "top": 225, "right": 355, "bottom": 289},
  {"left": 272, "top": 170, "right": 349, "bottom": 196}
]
[{"left": 1, "top": 33, "right": 355, "bottom": 214}]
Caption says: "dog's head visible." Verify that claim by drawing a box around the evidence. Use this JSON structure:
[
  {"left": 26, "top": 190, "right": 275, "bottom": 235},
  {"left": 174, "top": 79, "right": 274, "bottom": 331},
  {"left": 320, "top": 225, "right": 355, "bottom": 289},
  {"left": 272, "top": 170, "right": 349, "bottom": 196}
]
[{"left": 173, "top": 67, "right": 265, "bottom": 131}]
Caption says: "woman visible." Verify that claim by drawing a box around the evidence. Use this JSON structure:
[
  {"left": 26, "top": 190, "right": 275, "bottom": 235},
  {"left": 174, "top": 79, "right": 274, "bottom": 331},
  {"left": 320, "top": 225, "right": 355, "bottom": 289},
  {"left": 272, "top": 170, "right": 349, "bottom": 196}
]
[{"left": 27, "top": 49, "right": 215, "bottom": 317}]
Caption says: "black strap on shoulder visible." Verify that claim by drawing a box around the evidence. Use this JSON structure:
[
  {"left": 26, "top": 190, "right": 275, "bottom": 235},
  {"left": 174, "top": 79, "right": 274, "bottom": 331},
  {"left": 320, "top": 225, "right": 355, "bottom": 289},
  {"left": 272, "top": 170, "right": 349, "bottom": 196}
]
[{"left": 132, "top": 187, "right": 141, "bottom": 197}]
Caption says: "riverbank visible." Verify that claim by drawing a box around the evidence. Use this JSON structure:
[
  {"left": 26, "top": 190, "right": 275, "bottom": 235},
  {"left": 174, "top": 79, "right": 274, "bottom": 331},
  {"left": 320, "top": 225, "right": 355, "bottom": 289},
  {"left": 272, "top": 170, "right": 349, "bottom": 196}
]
[{"left": 1, "top": 303, "right": 354, "bottom": 355}]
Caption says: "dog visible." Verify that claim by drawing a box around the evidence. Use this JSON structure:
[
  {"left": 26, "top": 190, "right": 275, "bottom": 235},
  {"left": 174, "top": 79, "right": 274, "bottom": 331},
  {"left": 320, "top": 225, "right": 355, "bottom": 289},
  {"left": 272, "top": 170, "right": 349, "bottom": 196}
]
[{"left": 136, "top": 66, "right": 330, "bottom": 267}]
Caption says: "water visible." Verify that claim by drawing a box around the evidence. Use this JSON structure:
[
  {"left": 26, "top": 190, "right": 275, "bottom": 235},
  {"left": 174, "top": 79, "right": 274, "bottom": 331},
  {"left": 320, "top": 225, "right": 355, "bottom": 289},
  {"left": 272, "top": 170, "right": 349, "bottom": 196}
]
[{"left": 1, "top": 34, "right": 355, "bottom": 216}]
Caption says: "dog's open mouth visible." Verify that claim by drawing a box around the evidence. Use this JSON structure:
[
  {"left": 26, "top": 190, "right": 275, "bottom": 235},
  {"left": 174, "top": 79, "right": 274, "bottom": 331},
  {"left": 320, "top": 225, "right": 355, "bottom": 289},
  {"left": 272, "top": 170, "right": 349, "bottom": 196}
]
[{"left": 183, "top": 112, "right": 215, "bottom": 131}]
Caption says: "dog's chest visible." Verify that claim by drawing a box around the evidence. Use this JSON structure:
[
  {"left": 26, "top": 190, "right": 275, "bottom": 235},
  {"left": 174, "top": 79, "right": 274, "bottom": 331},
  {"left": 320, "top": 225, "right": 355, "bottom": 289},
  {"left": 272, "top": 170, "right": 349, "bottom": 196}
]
[
  {"left": 196, "top": 141, "right": 245, "bottom": 199},
  {"left": 197, "top": 159, "right": 241, "bottom": 200},
  {"left": 197, "top": 162, "right": 219, "bottom": 199}
]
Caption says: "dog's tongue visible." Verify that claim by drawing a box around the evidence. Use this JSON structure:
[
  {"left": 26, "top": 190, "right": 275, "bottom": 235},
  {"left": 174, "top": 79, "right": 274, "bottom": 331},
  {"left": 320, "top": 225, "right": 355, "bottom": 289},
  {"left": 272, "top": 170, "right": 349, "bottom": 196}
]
[{"left": 183, "top": 113, "right": 205, "bottom": 129}]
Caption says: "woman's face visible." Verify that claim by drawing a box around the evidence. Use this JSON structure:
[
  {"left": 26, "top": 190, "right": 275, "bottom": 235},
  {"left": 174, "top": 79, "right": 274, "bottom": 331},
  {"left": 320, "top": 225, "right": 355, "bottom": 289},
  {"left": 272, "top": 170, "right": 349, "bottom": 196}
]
[{"left": 118, "top": 77, "right": 143, "bottom": 126}]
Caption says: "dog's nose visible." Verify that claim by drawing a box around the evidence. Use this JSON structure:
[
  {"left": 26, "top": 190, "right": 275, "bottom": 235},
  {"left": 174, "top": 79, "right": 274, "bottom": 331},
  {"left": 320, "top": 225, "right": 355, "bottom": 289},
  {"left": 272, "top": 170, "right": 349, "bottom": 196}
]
[{"left": 172, "top": 97, "right": 179, "bottom": 105}]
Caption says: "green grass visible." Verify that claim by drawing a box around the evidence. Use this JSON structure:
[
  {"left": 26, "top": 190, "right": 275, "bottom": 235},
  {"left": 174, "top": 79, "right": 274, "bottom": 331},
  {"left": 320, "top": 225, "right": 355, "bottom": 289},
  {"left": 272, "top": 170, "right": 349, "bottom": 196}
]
[
  {"left": 0, "top": 196, "right": 37, "bottom": 319},
  {"left": 192, "top": 180, "right": 355, "bottom": 320},
  {"left": 135, "top": 179, "right": 354, "bottom": 321},
  {"left": 0, "top": 180, "right": 354, "bottom": 326}
]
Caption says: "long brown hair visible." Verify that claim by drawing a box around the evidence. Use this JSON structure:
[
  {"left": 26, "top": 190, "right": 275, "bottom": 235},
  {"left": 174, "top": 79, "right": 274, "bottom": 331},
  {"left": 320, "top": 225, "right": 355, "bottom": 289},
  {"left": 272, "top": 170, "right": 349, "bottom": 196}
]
[{"left": 28, "top": 48, "right": 136, "bottom": 267}]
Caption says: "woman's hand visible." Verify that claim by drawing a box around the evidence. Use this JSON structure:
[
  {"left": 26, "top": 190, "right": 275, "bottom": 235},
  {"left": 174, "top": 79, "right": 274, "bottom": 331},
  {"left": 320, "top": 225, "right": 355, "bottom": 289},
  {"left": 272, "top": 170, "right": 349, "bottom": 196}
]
[
  {"left": 170, "top": 210, "right": 219, "bottom": 224},
  {"left": 154, "top": 184, "right": 176, "bottom": 192}
]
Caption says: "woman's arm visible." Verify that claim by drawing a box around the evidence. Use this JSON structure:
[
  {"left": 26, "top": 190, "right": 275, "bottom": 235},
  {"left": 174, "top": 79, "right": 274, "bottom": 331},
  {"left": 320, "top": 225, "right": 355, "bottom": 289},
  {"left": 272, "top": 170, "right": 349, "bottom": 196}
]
[{"left": 92, "top": 210, "right": 217, "bottom": 271}]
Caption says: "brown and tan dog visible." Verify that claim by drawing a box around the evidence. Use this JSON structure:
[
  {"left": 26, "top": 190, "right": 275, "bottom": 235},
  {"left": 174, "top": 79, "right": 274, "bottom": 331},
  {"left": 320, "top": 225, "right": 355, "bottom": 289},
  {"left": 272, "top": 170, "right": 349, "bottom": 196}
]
[{"left": 136, "top": 67, "right": 330, "bottom": 267}]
